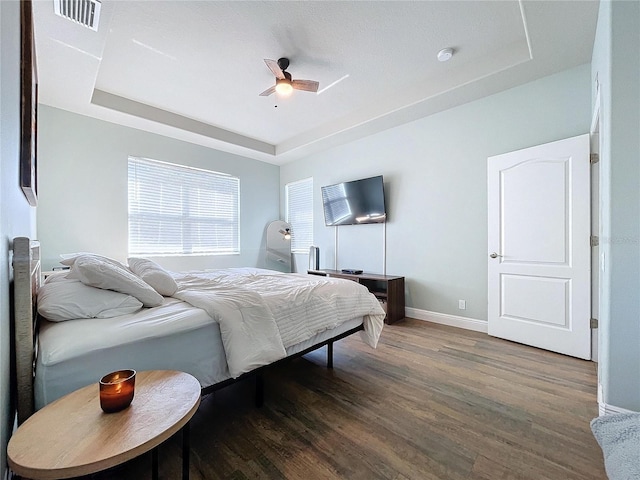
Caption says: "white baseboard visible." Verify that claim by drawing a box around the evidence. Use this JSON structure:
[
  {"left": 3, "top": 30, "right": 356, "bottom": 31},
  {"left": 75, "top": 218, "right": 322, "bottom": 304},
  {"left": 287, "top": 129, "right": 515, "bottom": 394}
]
[
  {"left": 598, "top": 402, "right": 636, "bottom": 416},
  {"left": 405, "top": 307, "right": 487, "bottom": 333}
]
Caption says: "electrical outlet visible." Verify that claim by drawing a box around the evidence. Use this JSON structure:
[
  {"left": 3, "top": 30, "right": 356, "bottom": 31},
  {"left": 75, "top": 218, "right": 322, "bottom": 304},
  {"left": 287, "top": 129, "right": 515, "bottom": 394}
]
[{"left": 458, "top": 299, "right": 466, "bottom": 310}]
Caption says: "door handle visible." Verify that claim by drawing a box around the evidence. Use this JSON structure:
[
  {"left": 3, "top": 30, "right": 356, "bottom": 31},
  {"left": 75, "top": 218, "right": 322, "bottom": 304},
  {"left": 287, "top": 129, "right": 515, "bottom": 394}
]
[{"left": 489, "top": 252, "right": 503, "bottom": 259}]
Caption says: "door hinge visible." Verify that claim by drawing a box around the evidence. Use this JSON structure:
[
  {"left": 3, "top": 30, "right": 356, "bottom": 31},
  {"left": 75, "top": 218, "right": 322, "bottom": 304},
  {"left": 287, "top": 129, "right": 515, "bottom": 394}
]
[
  {"left": 590, "top": 318, "right": 599, "bottom": 329},
  {"left": 590, "top": 153, "right": 599, "bottom": 164},
  {"left": 591, "top": 235, "right": 599, "bottom": 247}
]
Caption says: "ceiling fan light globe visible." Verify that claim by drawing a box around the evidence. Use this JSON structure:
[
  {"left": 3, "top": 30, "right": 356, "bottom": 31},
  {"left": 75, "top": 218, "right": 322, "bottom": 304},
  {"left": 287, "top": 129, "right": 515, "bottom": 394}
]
[{"left": 275, "top": 79, "right": 293, "bottom": 96}]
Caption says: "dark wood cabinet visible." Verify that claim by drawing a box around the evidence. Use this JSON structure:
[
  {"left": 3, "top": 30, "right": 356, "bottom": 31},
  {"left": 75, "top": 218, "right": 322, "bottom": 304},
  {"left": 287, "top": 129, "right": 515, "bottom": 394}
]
[{"left": 308, "top": 269, "right": 405, "bottom": 324}]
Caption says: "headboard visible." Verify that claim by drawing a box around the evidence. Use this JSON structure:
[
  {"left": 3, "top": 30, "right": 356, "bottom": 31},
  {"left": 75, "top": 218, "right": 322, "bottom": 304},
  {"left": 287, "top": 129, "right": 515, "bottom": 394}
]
[{"left": 12, "top": 237, "right": 40, "bottom": 424}]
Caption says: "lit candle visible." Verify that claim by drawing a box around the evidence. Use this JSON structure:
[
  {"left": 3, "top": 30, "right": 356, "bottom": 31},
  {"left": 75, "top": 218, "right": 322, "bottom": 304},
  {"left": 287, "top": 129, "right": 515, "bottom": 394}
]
[{"left": 99, "top": 369, "right": 136, "bottom": 413}]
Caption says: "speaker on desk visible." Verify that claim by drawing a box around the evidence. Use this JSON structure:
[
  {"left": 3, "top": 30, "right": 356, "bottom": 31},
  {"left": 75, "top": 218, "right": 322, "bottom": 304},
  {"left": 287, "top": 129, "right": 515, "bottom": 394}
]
[{"left": 308, "top": 246, "right": 320, "bottom": 271}]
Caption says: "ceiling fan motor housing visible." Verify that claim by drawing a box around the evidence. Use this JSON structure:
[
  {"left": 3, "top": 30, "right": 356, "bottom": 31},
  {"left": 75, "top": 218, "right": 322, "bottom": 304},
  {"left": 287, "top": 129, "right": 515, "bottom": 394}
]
[{"left": 277, "top": 57, "right": 290, "bottom": 71}]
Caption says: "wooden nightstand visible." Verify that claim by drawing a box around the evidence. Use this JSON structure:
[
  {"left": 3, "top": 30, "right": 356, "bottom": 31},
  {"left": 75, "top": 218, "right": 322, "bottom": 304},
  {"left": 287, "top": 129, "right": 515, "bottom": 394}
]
[{"left": 8, "top": 370, "right": 201, "bottom": 480}]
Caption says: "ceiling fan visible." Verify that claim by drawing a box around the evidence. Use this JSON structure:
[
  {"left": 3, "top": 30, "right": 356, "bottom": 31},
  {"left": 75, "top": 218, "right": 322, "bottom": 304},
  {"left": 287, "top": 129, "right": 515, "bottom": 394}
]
[{"left": 259, "top": 58, "right": 319, "bottom": 97}]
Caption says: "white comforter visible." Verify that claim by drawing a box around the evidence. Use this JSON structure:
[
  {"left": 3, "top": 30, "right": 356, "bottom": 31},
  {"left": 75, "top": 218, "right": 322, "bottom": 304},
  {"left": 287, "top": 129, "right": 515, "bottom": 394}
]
[{"left": 172, "top": 268, "right": 385, "bottom": 378}]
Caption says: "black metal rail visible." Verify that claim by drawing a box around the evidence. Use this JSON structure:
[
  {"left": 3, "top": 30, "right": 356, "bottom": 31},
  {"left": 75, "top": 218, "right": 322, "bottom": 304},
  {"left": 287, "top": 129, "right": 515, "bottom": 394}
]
[{"left": 200, "top": 324, "right": 365, "bottom": 406}]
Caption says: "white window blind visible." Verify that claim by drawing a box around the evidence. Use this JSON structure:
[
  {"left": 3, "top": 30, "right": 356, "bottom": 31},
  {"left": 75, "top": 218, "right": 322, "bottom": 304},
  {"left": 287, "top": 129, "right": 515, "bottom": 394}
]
[
  {"left": 128, "top": 157, "right": 240, "bottom": 256},
  {"left": 286, "top": 178, "right": 313, "bottom": 253}
]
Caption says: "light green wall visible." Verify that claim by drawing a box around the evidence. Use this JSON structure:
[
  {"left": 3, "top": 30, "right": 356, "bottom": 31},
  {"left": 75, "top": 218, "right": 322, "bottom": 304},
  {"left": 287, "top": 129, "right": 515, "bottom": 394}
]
[
  {"left": 282, "top": 64, "right": 591, "bottom": 322},
  {"left": 0, "top": 1, "right": 38, "bottom": 474},
  {"left": 592, "top": 0, "right": 640, "bottom": 412},
  {"left": 37, "top": 106, "right": 281, "bottom": 272}
]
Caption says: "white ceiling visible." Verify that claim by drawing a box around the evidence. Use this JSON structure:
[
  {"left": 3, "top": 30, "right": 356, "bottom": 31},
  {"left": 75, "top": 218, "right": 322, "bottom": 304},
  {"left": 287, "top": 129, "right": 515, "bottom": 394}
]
[{"left": 33, "top": 0, "right": 599, "bottom": 165}]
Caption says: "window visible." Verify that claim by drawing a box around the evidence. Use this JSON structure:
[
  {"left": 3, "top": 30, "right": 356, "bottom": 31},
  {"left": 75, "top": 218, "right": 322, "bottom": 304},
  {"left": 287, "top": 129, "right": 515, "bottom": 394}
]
[
  {"left": 128, "top": 157, "right": 240, "bottom": 256},
  {"left": 285, "top": 178, "right": 313, "bottom": 253}
]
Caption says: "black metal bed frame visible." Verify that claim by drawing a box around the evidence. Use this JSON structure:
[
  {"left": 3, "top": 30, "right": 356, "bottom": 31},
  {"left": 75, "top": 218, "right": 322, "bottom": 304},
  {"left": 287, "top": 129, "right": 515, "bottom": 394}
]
[{"left": 200, "top": 324, "right": 365, "bottom": 406}]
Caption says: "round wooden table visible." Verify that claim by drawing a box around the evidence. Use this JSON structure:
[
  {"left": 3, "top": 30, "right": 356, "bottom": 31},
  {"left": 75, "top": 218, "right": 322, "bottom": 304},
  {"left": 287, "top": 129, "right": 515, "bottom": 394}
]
[{"left": 8, "top": 370, "right": 201, "bottom": 480}]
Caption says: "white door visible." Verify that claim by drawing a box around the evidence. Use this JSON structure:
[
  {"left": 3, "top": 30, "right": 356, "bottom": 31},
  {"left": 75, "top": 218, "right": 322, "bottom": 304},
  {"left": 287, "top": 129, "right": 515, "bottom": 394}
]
[{"left": 487, "top": 134, "right": 591, "bottom": 359}]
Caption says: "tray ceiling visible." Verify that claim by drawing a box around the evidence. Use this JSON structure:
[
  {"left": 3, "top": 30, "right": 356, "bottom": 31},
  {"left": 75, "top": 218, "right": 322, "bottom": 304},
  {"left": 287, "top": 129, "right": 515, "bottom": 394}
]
[{"left": 33, "top": 1, "right": 599, "bottom": 164}]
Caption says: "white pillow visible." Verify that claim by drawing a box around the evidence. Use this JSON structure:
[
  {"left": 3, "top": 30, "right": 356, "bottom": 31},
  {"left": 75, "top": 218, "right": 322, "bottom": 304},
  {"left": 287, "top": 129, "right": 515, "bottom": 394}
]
[
  {"left": 44, "top": 271, "right": 71, "bottom": 284},
  {"left": 128, "top": 257, "right": 178, "bottom": 296},
  {"left": 70, "top": 255, "right": 164, "bottom": 307},
  {"left": 38, "top": 279, "right": 143, "bottom": 322},
  {"left": 60, "top": 252, "right": 127, "bottom": 269}
]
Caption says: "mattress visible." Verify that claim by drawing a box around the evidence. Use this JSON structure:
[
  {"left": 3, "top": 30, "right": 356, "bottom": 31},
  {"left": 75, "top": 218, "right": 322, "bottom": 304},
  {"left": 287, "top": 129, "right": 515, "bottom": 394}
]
[
  {"left": 34, "top": 298, "right": 364, "bottom": 409},
  {"left": 35, "top": 298, "right": 219, "bottom": 409}
]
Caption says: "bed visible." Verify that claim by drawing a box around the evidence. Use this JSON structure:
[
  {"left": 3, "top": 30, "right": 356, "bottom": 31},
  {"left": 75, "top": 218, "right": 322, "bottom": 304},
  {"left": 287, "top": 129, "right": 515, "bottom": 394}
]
[{"left": 11, "top": 237, "right": 386, "bottom": 424}]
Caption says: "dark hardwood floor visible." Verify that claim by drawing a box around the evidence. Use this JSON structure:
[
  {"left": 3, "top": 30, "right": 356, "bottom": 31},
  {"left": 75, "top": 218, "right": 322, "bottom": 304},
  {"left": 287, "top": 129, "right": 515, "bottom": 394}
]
[{"left": 75, "top": 319, "right": 606, "bottom": 480}]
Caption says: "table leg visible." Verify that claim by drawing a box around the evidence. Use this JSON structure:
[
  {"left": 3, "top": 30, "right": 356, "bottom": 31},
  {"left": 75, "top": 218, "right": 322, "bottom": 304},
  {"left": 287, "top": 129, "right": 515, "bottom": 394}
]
[
  {"left": 255, "top": 373, "right": 264, "bottom": 407},
  {"left": 327, "top": 341, "right": 334, "bottom": 369},
  {"left": 152, "top": 446, "right": 158, "bottom": 480},
  {"left": 182, "top": 422, "right": 190, "bottom": 480}
]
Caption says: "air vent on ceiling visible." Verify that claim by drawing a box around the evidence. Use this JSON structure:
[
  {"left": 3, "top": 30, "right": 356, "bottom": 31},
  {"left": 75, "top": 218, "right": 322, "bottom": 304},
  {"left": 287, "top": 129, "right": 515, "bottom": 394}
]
[{"left": 53, "top": 0, "right": 101, "bottom": 32}]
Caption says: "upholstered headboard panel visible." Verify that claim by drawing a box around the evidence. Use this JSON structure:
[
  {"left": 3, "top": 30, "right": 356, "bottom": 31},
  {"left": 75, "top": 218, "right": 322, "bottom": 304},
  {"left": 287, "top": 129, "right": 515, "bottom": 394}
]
[{"left": 12, "top": 237, "right": 40, "bottom": 424}]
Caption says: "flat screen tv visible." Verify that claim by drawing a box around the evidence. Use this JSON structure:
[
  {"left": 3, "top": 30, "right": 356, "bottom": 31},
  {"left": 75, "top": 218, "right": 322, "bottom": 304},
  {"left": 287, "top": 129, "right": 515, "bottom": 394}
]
[{"left": 321, "top": 175, "right": 387, "bottom": 226}]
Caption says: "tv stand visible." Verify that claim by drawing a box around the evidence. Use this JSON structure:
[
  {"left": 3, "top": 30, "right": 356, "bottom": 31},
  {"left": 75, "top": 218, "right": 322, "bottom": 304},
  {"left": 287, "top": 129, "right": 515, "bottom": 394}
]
[{"left": 307, "top": 269, "right": 405, "bottom": 324}]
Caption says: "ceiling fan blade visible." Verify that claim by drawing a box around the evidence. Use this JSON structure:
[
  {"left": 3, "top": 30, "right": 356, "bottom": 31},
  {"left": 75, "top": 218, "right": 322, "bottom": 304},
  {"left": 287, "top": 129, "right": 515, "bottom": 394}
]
[
  {"left": 292, "top": 79, "right": 319, "bottom": 93},
  {"left": 264, "top": 59, "right": 285, "bottom": 80},
  {"left": 259, "top": 85, "right": 276, "bottom": 97}
]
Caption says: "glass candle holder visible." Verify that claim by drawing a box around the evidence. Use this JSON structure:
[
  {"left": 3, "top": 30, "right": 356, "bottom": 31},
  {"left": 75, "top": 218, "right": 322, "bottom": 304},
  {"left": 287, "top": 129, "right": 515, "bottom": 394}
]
[{"left": 99, "top": 369, "right": 136, "bottom": 413}]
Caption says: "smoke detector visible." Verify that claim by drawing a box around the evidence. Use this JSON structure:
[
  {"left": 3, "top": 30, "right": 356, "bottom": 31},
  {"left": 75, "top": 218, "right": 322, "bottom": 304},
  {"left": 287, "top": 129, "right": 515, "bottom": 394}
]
[
  {"left": 437, "top": 47, "right": 454, "bottom": 62},
  {"left": 53, "top": 0, "right": 102, "bottom": 31}
]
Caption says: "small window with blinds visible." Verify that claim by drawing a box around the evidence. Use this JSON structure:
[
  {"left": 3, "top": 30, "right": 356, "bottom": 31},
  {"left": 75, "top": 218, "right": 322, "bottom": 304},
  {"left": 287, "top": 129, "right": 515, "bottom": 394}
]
[
  {"left": 128, "top": 157, "right": 240, "bottom": 256},
  {"left": 285, "top": 178, "right": 313, "bottom": 253}
]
